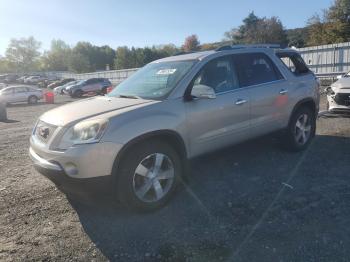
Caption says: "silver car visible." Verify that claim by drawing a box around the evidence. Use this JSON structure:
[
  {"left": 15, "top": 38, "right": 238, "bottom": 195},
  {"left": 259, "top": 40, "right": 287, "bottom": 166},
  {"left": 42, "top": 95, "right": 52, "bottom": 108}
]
[
  {"left": 0, "top": 86, "right": 43, "bottom": 104},
  {"left": 29, "top": 45, "right": 319, "bottom": 211}
]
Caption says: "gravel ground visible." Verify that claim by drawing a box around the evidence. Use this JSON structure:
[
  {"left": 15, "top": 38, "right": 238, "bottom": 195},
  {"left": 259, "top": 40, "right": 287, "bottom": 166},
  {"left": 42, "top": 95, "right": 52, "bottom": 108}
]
[{"left": 1, "top": 93, "right": 350, "bottom": 262}]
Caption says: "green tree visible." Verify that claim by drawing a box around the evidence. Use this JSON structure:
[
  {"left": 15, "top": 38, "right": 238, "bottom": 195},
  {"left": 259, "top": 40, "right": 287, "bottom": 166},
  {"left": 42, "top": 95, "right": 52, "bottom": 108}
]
[
  {"left": 41, "top": 39, "right": 71, "bottom": 71},
  {"left": 0, "top": 56, "right": 11, "bottom": 73},
  {"left": 182, "top": 34, "right": 200, "bottom": 52},
  {"left": 224, "top": 12, "right": 287, "bottom": 45},
  {"left": 5, "top": 36, "right": 41, "bottom": 72},
  {"left": 307, "top": 0, "right": 350, "bottom": 45},
  {"left": 286, "top": 28, "right": 308, "bottom": 48},
  {"left": 68, "top": 52, "right": 91, "bottom": 73}
]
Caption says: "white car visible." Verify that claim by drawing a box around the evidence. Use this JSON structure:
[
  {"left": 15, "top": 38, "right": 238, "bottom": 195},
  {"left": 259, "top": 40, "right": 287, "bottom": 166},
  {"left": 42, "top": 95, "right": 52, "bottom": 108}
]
[
  {"left": 0, "top": 86, "right": 43, "bottom": 104},
  {"left": 24, "top": 76, "right": 46, "bottom": 84},
  {"left": 326, "top": 78, "right": 350, "bottom": 112},
  {"left": 54, "top": 80, "right": 79, "bottom": 94}
]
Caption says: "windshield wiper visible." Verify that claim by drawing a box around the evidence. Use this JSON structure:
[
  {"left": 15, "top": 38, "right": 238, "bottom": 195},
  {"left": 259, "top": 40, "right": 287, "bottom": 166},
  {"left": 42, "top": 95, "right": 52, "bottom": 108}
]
[{"left": 118, "top": 94, "right": 141, "bottom": 99}]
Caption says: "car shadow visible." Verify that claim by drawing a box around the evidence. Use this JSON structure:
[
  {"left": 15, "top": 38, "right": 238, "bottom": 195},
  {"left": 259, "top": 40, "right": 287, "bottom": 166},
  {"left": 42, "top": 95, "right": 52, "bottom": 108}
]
[
  {"left": 0, "top": 119, "right": 20, "bottom": 123},
  {"left": 58, "top": 134, "right": 350, "bottom": 261},
  {"left": 7, "top": 102, "right": 47, "bottom": 107}
]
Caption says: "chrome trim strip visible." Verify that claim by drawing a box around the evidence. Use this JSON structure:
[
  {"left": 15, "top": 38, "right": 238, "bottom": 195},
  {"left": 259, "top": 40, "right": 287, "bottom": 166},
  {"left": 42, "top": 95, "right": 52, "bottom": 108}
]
[
  {"left": 215, "top": 79, "right": 287, "bottom": 97},
  {"left": 29, "top": 147, "right": 62, "bottom": 171}
]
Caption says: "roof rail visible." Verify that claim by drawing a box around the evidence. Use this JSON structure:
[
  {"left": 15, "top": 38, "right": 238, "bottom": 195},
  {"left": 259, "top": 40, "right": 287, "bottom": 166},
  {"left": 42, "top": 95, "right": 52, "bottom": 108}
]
[{"left": 216, "top": 44, "right": 281, "bottom": 51}]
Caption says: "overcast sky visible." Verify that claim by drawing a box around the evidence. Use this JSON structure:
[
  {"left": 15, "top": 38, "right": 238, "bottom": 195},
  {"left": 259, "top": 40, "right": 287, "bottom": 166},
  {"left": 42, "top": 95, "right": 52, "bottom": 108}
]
[{"left": 0, "top": 0, "right": 332, "bottom": 55}]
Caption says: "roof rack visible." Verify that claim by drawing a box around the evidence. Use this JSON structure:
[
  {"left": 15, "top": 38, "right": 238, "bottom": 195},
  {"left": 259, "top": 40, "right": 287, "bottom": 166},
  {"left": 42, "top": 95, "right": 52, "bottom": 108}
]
[{"left": 216, "top": 44, "right": 281, "bottom": 51}]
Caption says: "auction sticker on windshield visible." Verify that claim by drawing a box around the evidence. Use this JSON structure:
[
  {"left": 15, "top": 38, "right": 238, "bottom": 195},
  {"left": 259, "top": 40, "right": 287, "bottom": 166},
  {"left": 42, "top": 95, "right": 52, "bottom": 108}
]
[{"left": 156, "top": 69, "right": 177, "bottom": 75}]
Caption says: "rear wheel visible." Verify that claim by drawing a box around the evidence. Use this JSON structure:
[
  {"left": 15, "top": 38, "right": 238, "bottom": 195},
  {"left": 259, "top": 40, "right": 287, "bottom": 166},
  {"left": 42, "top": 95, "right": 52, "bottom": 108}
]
[
  {"left": 100, "top": 87, "right": 107, "bottom": 95},
  {"left": 28, "top": 95, "right": 38, "bottom": 104},
  {"left": 283, "top": 106, "right": 316, "bottom": 151},
  {"left": 116, "top": 141, "right": 182, "bottom": 211}
]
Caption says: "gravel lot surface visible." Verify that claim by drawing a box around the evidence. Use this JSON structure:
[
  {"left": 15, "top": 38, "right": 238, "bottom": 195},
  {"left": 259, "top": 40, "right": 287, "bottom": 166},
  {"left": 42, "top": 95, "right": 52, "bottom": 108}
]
[{"left": 1, "top": 93, "right": 350, "bottom": 261}]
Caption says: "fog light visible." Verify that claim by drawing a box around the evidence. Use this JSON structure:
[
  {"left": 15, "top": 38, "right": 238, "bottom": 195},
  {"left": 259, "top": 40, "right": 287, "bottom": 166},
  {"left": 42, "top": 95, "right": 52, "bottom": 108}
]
[{"left": 64, "top": 162, "right": 78, "bottom": 176}]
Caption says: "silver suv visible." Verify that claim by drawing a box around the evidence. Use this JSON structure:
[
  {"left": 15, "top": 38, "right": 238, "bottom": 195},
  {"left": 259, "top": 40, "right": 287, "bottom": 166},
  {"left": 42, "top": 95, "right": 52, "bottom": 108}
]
[{"left": 29, "top": 45, "right": 319, "bottom": 211}]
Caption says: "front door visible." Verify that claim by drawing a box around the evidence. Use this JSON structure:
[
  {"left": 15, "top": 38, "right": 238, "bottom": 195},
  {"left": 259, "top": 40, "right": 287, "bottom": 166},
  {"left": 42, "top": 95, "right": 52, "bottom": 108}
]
[{"left": 185, "top": 55, "right": 251, "bottom": 157}]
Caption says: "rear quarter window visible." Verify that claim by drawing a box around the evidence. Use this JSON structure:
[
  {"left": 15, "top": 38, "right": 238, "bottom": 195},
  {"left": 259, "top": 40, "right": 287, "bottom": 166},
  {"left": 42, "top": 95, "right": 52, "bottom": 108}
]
[{"left": 277, "top": 53, "right": 310, "bottom": 76}]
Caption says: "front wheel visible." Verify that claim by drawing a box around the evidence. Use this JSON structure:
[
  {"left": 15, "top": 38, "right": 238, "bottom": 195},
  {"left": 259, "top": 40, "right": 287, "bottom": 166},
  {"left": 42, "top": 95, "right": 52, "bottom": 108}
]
[
  {"left": 116, "top": 141, "right": 182, "bottom": 211},
  {"left": 283, "top": 107, "right": 316, "bottom": 151}
]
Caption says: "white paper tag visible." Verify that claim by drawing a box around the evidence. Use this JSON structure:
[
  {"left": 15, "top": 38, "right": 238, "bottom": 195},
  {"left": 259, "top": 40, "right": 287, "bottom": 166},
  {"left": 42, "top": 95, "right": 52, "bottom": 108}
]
[{"left": 156, "top": 69, "right": 177, "bottom": 75}]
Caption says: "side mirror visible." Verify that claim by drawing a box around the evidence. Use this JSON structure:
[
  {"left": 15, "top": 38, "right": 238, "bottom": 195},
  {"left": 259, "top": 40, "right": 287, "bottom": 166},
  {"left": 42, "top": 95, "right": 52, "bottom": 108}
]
[{"left": 191, "top": 84, "right": 216, "bottom": 99}]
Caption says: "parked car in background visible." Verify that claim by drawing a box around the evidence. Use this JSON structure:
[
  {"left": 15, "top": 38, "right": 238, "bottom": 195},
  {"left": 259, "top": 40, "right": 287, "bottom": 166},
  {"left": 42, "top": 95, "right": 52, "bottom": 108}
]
[
  {"left": 0, "top": 86, "right": 43, "bottom": 104},
  {"left": 30, "top": 45, "right": 319, "bottom": 211},
  {"left": 4, "top": 74, "right": 19, "bottom": 83},
  {"left": 54, "top": 80, "right": 79, "bottom": 94},
  {"left": 24, "top": 76, "right": 46, "bottom": 84},
  {"left": 48, "top": 78, "right": 75, "bottom": 89},
  {"left": 65, "top": 78, "right": 112, "bottom": 97},
  {"left": 325, "top": 77, "right": 350, "bottom": 112},
  {"left": 16, "top": 75, "right": 29, "bottom": 83}
]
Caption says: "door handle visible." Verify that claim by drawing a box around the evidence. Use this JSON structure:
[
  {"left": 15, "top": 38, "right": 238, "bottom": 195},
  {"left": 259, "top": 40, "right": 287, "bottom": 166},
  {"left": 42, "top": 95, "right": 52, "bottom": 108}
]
[
  {"left": 279, "top": 89, "right": 288, "bottom": 95},
  {"left": 235, "top": 99, "right": 247, "bottom": 105}
]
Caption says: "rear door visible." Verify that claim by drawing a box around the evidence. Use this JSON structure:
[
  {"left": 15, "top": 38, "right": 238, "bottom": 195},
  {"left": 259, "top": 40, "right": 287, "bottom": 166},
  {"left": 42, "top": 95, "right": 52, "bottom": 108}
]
[
  {"left": 13, "top": 87, "right": 29, "bottom": 102},
  {"left": 233, "top": 52, "right": 288, "bottom": 137},
  {"left": 185, "top": 55, "right": 251, "bottom": 157}
]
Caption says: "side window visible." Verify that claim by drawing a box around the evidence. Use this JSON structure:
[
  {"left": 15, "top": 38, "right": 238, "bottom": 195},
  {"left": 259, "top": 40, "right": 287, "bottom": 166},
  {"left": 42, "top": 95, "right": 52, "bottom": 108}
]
[
  {"left": 277, "top": 53, "right": 310, "bottom": 76},
  {"left": 192, "top": 56, "right": 240, "bottom": 94},
  {"left": 15, "top": 87, "right": 28, "bottom": 93},
  {"left": 233, "top": 53, "right": 283, "bottom": 87}
]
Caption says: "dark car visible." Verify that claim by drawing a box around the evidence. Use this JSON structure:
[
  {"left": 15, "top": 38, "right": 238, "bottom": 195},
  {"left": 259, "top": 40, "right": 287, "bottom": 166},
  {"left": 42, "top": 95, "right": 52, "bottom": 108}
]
[
  {"left": 47, "top": 78, "right": 75, "bottom": 89},
  {"left": 65, "top": 78, "right": 112, "bottom": 97}
]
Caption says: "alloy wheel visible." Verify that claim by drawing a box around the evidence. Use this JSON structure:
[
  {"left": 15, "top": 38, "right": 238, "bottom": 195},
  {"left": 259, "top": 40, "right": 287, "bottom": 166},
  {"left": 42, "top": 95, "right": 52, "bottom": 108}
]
[
  {"left": 294, "top": 113, "right": 312, "bottom": 145},
  {"left": 133, "top": 153, "right": 175, "bottom": 203}
]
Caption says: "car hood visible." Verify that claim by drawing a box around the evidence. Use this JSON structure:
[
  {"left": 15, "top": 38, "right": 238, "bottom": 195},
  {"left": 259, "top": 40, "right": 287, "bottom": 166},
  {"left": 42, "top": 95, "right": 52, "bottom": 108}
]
[
  {"left": 331, "top": 78, "right": 350, "bottom": 93},
  {"left": 40, "top": 96, "right": 155, "bottom": 126}
]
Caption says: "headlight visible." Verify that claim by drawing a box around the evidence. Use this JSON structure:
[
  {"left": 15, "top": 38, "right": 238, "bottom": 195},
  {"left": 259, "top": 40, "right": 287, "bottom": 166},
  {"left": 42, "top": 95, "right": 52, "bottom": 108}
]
[{"left": 57, "top": 119, "right": 108, "bottom": 150}]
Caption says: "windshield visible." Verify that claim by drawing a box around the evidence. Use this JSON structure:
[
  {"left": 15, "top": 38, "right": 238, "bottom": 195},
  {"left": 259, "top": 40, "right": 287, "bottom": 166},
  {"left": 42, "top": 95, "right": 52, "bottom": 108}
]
[{"left": 108, "top": 60, "right": 196, "bottom": 99}]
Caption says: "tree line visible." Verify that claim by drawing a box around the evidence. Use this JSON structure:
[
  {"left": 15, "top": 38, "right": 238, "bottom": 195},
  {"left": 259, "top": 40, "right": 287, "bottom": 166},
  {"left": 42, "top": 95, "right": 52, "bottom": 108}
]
[{"left": 1, "top": 0, "right": 350, "bottom": 74}]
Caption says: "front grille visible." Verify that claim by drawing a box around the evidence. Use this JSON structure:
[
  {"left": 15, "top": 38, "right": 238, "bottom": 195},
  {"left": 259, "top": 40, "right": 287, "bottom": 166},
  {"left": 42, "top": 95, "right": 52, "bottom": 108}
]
[
  {"left": 334, "top": 93, "right": 350, "bottom": 106},
  {"left": 34, "top": 121, "right": 57, "bottom": 144}
]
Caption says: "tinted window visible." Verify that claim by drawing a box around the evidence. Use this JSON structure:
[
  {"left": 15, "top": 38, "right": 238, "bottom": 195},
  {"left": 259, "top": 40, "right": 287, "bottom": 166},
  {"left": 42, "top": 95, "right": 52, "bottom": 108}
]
[
  {"left": 233, "top": 53, "right": 283, "bottom": 87},
  {"left": 277, "top": 53, "right": 310, "bottom": 76},
  {"left": 192, "top": 56, "right": 239, "bottom": 94},
  {"left": 86, "top": 79, "right": 97, "bottom": 84}
]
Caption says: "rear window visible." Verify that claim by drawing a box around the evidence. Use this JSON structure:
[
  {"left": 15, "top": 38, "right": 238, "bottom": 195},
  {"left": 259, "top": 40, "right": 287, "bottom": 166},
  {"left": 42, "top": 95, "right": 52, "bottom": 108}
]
[{"left": 277, "top": 53, "right": 310, "bottom": 76}]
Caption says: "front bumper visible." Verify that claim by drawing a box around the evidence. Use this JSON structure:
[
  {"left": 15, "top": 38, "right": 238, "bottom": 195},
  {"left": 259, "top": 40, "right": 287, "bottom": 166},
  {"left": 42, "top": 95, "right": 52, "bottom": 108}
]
[
  {"left": 327, "top": 95, "right": 350, "bottom": 112},
  {"left": 29, "top": 140, "right": 123, "bottom": 179}
]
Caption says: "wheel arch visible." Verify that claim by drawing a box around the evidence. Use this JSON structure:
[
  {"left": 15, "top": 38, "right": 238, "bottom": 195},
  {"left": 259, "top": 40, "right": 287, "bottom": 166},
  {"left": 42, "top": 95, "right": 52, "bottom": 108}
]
[
  {"left": 112, "top": 130, "right": 188, "bottom": 176},
  {"left": 28, "top": 95, "right": 38, "bottom": 102},
  {"left": 289, "top": 98, "right": 317, "bottom": 124}
]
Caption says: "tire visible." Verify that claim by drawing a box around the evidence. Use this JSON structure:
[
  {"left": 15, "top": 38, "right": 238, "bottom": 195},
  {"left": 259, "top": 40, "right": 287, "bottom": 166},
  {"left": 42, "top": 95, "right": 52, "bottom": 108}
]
[
  {"left": 116, "top": 141, "right": 182, "bottom": 211},
  {"left": 283, "top": 106, "right": 316, "bottom": 151},
  {"left": 101, "top": 87, "right": 107, "bottom": 95},
  {"left": 28, "top": 95, "right": 38, "bottom": 104},
  {"left": 73, "top": 90, "right": 83, "bottom": 98}
]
